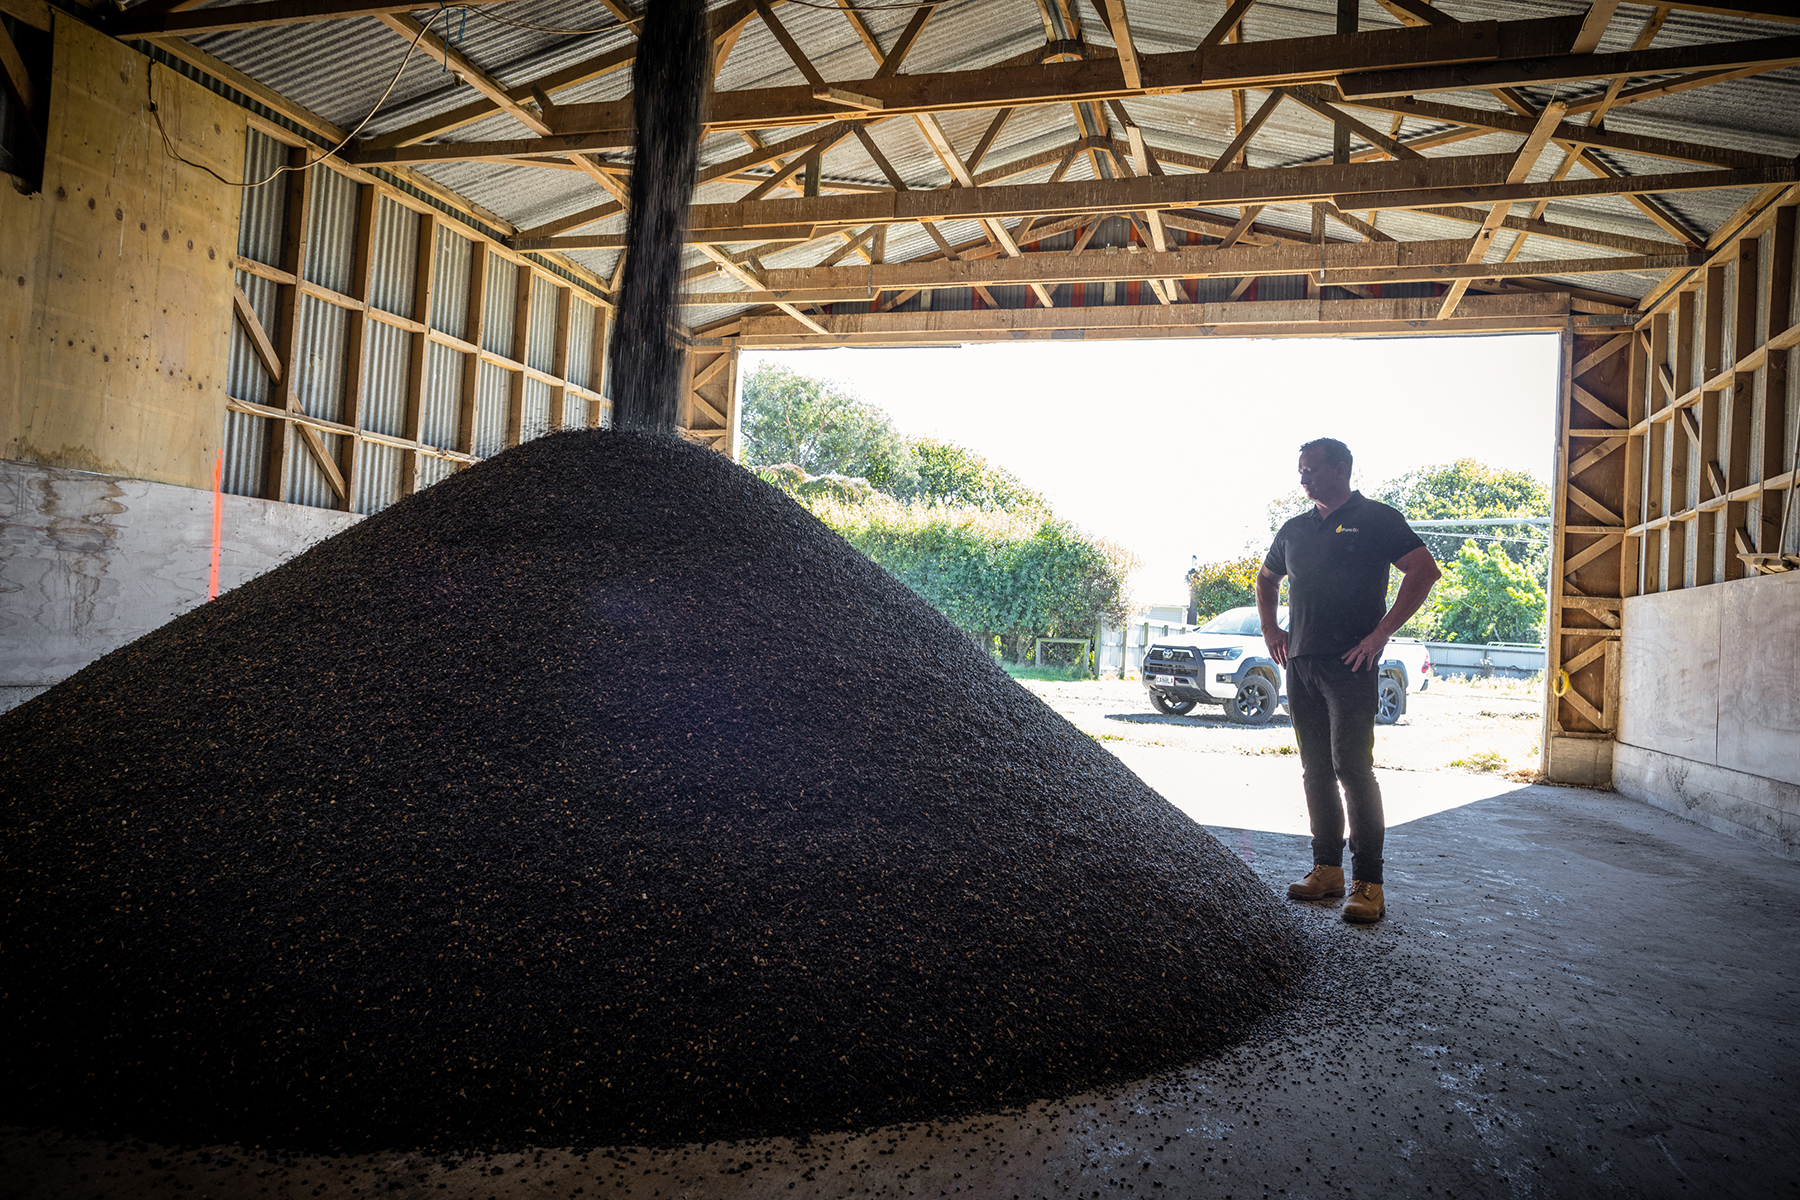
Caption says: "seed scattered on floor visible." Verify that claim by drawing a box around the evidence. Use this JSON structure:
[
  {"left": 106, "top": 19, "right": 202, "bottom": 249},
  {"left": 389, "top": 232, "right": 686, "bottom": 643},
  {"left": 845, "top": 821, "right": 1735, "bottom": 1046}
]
[{"left": 1, "top": 430, "right": 1309, "bottom": 1151}]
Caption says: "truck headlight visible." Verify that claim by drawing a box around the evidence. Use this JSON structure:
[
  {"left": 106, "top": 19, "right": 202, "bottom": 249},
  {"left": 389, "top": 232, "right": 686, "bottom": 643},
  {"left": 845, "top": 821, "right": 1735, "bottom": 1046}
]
[{"left": 1198, "top": 647, "right": 1243, "bottom": 660}]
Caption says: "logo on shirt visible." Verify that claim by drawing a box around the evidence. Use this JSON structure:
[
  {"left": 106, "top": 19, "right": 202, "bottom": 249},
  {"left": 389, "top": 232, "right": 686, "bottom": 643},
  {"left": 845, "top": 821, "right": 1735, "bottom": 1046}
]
[{"left": 1335, "top": 524, "right": 1359, "bottom": 533}]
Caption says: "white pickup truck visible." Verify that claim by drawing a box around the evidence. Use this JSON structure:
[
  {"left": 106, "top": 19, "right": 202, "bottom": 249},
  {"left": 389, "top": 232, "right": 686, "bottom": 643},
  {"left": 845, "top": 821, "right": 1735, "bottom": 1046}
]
[{"left": 1141, "top": 605, "right": 1431, "bottom": 726}]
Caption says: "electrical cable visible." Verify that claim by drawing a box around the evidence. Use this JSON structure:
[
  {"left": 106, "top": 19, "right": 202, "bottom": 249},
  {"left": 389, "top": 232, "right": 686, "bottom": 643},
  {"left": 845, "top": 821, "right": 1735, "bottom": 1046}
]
[{"left": 148, "top": 7, "right": 447, "bottom": 189}]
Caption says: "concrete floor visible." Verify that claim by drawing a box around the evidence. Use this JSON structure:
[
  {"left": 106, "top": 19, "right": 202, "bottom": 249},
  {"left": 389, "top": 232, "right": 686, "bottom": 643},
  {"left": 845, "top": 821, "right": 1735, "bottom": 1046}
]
[{"left": 5, "top": 761, "right": 1797, "bottom": 1200}]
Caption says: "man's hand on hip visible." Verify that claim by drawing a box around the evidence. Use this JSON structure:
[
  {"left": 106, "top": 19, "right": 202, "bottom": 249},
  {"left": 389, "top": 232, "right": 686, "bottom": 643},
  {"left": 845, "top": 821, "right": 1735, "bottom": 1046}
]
[
  {"left": 1341, "top": 631, "right": 1386, "bottom": 672},
  {"left": 1264, "top": 627, "right": 1289, "bottom": 668}
]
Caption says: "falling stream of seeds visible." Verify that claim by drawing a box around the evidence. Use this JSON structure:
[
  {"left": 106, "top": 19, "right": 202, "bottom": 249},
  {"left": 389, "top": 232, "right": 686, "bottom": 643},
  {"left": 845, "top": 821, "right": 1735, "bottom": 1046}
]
[{"left": 605, "top": 0, "right": 708, "bottom": 434}]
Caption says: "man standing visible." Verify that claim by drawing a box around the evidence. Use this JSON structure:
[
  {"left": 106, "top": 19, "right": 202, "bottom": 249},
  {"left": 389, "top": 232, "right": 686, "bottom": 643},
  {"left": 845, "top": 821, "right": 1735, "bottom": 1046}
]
[{"left": 1258, "top": 438, "right": 1440, "bottom": 924}]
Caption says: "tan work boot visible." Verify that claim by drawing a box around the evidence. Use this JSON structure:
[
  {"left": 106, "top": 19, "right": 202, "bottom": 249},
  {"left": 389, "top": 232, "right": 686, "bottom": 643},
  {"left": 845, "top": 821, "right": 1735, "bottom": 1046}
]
[
  {"left": 1343, "top": 880, "right": 1386, "bottom": 924},
  {"left": 1286, "top": 864, "right": 1345, "bottom": 901}
]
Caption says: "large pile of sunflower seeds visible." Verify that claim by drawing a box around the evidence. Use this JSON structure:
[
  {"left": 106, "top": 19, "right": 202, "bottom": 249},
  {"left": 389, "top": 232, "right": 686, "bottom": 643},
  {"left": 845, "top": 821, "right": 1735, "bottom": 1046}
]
[{"left": 0, "top": 430, "right": 1308, "bottom": 1150}]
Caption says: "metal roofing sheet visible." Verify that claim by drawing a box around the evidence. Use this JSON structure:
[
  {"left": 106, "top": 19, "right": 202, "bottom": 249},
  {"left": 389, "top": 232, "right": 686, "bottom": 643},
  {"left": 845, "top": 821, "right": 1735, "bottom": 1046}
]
[{"left": 174, "top": 0, "right": 1800, "bottom": 332}]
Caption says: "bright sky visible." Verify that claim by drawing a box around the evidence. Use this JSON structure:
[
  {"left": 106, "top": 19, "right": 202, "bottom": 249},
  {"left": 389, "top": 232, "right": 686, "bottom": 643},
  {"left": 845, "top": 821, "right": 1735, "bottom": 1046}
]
[{"left": 742, "top": 333, "right": 1561, "bottom": 606}]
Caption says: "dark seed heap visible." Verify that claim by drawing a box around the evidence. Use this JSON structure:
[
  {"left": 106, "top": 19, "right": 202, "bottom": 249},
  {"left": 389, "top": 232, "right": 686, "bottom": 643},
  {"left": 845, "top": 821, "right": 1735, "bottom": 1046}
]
[{"left": 0, "top": 431, "right": 1308, "bottom": 1151}]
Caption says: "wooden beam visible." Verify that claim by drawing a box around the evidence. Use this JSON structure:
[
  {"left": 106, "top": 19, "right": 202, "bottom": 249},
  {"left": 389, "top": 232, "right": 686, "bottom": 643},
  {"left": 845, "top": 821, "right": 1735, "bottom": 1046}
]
[
  {"left": 753, "top": 0, "right": 835, "bottom": 97},
  {"left": 1571, "top": 0, "right": 1622, "bottom": 54},
  {"left": 1373, "top": 0, "right": 1455, "bottom": 27},
  {"left": 1100, "top": 0, "right": 1142, "bottom": 90},
  {"left": 339, "top": 184, "right": 379, "bottom": 510},
  {"left": 265, "top": 150, "right": 312, "bottom": 504},
  {"left": 873, "top": 3, "right": 937, "bottom": 79},
  {"left": 1339, "top": 32, "right": 1800, "bottom": 99},
  {"left": 965, "top": 109, "right": 1015, "bottom": 177},
  {"left": 697, "top": 244, "right": 830, "bottom": 335},
  {"left": 1323, "top": 89, "right": 1788, "bottom": 170},
  {"left": 831, "top": 0, "right": 883, "bottom": 61},
  {"left": 1200, "top": 0, "right": 1256, "bottom": 51},
  {"left": 672, "top": 153, "right": 1800, "bottom": 238},
  {"left": 760, "top": 238, "right": 1699, "bottom": 294},
  {"left": 1282, "top": 87, "right": 1424, "bottom": 159},
  {"left": 1336, "top": 161, "right": 1799, "bottom": 216},
  {"left": 231, "top": 286, "right": 283, "bottom": 384},
  {"left": 0, "top": 17, "right": 36, "bottom": 118},
  {"left": 505, "top": 263, "right": 534, "bottom": 448},
  {"left": 0, "top": 0, "right": 52, "bottom": 32},
  {"left": 361, "top": 44, "right": 637, "bottom": 151},
  {"left": 737, "top": 292, "right": 1570, "bottom": 345},
  {"left": 455, "top": 242, "right": 489, "bottom": 458},
  {"left": 1208, "top": 88, "right": 1288, "bottom": 172},
  {"left": 1564, "top": 64, "right": 1773, "bottom": 118},
  {"left": 548, "top": 16, "right": 1586, "bottom": 134},
  {"left": 1434, "top": 95, "right": 1566, "bottom": 320},
  {"left": 399, "top": 212, "right": 437, "bottom": 495},
  {"left": 113, "top": 0, "right": 526, "bottom": 36}
]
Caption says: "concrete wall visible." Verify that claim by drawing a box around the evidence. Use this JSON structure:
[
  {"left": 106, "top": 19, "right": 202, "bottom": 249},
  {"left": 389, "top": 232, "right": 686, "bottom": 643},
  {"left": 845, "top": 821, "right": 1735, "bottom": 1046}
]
[
  {"left": 1, "top": 457, "right": 359, "bottom": 712},
  {"left": 1616, "top": 570, "right": 1800, "bottom": 858},
  {"left": 0, "top": 16, "right": 241, "bottom": 491}
]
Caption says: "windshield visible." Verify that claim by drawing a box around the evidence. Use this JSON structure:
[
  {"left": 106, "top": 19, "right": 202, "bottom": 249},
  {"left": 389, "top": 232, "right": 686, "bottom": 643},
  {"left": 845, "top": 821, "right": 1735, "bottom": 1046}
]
[{"left": 1198, "top": 606, "right": 1288, "bottom": 636}]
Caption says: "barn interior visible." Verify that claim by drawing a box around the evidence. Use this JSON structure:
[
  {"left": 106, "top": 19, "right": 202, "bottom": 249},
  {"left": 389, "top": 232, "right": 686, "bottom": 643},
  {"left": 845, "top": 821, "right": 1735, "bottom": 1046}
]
[{"left": 2, "top": 0, "right": 1798, "bottom": 1194}]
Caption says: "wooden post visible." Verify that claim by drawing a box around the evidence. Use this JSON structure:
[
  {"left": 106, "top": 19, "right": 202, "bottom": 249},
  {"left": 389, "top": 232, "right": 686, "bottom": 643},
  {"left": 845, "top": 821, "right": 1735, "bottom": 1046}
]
[
  {"left": 589, "top": 302, "right": 610, "bottom": 428},
  {"left": 401, "top": 213, "right": 438, "bottom": 494},
  {"left": 1669, "top": 289, "right": 1696, "bottom": 587},
  {"left": 339, "top": 183, "right": 378, "bottom": 511},
  {"left": 1724, "top": 237, "right": 1759, "bottom": 580},
  {"left": 1761, "top": 206, "right": 1795, "bottom": 553},
  {"left": 1646, "top": 310, "right": 1669, "bottom": 591},
  {"left": 548, "top": 286, "right": 573, "bottom": 434},
  {"left": 505, "top": 263, "right": 534, "bottom": 447},
  {"left": 1621, "top": 327, "right": 1646, "bottom": 597},
  {"left": 264, "top": 150, "right": 313, "bottom": 503},
  {"left": 456, "top": 241, "right": 489, "bottom": 459}
]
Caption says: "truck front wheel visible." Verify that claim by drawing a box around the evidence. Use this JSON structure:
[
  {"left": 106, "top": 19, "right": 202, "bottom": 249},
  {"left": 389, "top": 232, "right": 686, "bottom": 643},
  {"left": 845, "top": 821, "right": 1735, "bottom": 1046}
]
[
  {"left": 1150, "top": 692, "right": 1198, "bottom": 716},
  {"left": 1226, "top": 675, "right": 1279, "bottom": 725}
]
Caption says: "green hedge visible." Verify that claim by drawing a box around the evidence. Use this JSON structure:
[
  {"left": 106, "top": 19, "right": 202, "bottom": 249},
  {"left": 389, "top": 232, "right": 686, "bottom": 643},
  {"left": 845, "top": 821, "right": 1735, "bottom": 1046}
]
[{"left": 805, "top": 496, "right": 1135, "bottom": 661}]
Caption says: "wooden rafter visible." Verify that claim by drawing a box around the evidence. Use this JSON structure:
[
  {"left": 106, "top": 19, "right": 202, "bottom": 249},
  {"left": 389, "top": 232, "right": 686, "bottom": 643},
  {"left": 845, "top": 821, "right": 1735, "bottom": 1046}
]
[
  {"left": 757, "top": 238, "right": 1699, "bottom": 295},
  {"left": 1339, "top": 31, "right": 1800, "bottom": 99},
  {"left": 113, "top": 0, "right": 527, "bottom": 37},
  {"left": 545, "top": 16, "right": 1590, "bottom": 134}
]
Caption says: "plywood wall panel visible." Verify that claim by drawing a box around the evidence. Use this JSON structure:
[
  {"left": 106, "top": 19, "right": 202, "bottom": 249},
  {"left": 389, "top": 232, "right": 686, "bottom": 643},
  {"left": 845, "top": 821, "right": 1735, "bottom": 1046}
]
[
  {"left": 1717, "top": 571, "right": 1800, "bottom": 787},
  {"left": 0, "top": 17, "right": 240, "bottom": 492},
  {"left": 1618, "top": 584, "right": 1720, "bottom": 766}
]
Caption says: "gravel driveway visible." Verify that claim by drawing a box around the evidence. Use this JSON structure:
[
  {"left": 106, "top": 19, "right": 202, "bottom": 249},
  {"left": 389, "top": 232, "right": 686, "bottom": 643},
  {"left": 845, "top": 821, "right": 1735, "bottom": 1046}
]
[{"left": 1020, "top": 675, "right": 1546, "bottom": 776}]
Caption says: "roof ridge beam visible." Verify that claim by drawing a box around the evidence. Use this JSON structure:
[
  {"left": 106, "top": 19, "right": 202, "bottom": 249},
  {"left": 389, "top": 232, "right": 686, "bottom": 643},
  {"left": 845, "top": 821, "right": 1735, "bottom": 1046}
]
[{"left": 543, "top": 16, "right": 1585, "bottom": 135}]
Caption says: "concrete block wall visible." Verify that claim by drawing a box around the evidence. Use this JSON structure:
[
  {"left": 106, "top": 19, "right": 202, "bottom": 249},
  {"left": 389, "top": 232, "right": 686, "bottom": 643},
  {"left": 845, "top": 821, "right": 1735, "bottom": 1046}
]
[
  {"left": 1615, "top": 570, "right": 1800, "bottom": 858},
  {"left": 1, "top": 458, "right": 358, "bottom": 713}
]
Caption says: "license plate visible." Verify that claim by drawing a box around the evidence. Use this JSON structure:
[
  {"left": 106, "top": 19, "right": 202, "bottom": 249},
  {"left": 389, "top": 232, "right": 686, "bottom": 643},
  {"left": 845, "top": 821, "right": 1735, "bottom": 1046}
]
[{"left": 1151, "top": 674, "right": 1177, "bottom": 686}]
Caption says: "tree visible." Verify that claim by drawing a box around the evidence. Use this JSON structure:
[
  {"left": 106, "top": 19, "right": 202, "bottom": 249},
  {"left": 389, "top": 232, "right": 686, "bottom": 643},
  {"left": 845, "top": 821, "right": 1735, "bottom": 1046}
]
[
  {"left": 1373, "top": 459, "right": 1550, "bottom": 570},
  {"left": 901, "top": 439, "right": 1046, "bottom": 512},
  {"left": 1186, "top": 554, "right": 1262, "bottom": 622},
  {"left": 813, "top": 498, "right": 1135, "bottom": 661},
  {"left": 739, "top": 363, "right": 916, "bottom": 490},
  {"left": 1424, "top": 542, "right": 1547, "bottom": 645}
]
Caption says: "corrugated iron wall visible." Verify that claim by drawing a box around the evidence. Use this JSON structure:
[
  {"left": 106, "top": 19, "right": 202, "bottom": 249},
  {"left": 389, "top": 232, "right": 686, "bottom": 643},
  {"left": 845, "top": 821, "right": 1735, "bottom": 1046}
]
[
  {"left": 432, "top": 230, "right": 473, "bottom": 338},
  {"left": 473, "top": 361, "right": 509, "bottom": 457},
  {"left": 223, "top": 129, "right": 289, "bottom": 498},
  {"left": 220, "top": 133, "right": 620, "bottom": 515},
  {"left": 420, "top": 341, "right": 463, "bottom": 448}
]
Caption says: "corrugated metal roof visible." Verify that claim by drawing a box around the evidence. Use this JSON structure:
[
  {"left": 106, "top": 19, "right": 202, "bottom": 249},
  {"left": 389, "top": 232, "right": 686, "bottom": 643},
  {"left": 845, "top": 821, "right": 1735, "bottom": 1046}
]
[{"left": 166, "top": 0, "right": 1800, "bottom": 324}]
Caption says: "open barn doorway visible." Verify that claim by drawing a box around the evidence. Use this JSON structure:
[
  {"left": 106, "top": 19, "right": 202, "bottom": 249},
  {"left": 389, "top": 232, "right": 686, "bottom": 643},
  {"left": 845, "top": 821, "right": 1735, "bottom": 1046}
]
[{"left": 739, "top": 332, "right": 1563, "bottom": 794}]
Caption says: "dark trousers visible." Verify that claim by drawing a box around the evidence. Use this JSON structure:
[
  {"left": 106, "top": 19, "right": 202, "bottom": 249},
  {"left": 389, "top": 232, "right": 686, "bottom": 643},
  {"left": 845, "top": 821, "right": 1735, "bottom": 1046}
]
[{"left": 1286, "top": 654, "right": 1384, "bottom": 884}]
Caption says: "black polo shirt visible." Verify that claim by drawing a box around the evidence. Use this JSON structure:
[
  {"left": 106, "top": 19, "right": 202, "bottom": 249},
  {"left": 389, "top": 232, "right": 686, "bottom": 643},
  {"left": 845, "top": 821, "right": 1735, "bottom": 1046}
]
[{"left": 1262, "top": 492, "right": 1426, "bottom": 658}]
